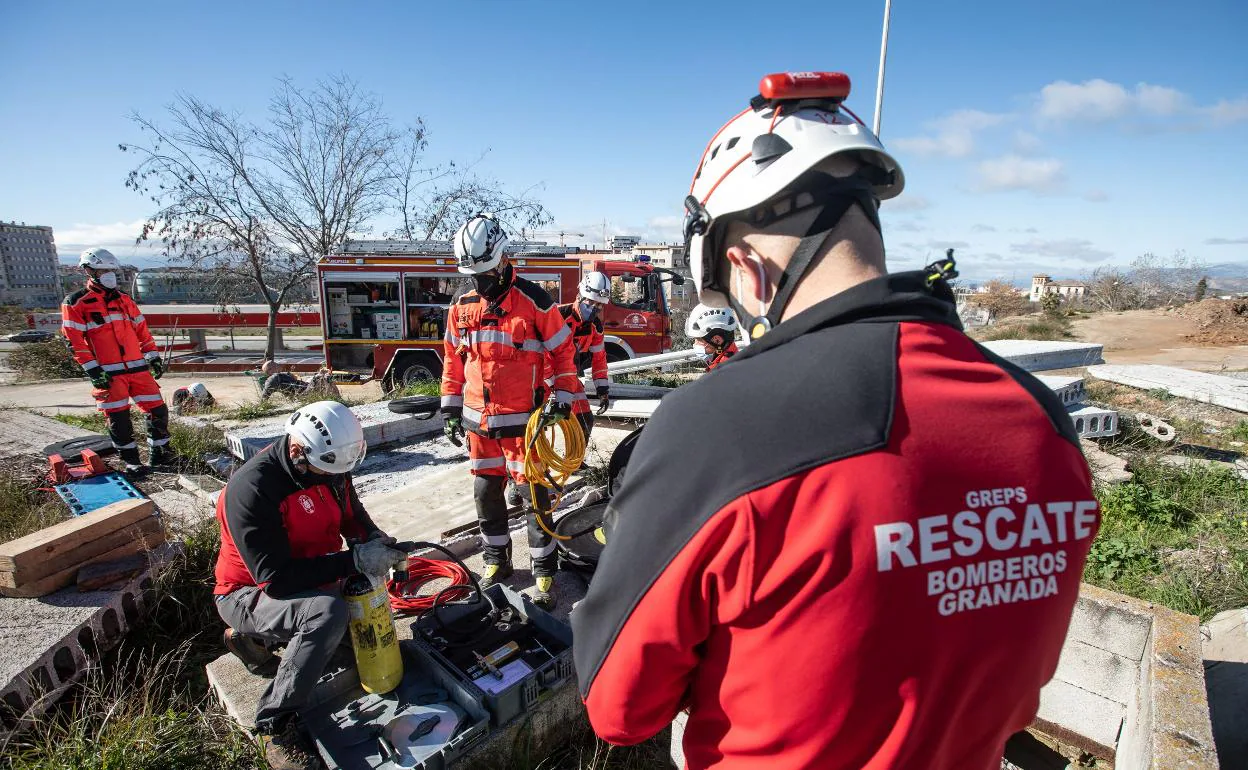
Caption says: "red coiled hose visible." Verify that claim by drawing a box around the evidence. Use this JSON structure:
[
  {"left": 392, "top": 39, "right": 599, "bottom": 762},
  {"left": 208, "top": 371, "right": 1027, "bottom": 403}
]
[{"left": 386, "top": 555, "right": 473, "bottom": 613}]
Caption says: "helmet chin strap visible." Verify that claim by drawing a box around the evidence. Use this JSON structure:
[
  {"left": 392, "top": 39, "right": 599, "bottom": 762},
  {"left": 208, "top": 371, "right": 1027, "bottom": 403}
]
[{"left": 731, "top": 179, "right": 882, "bottom": 339}]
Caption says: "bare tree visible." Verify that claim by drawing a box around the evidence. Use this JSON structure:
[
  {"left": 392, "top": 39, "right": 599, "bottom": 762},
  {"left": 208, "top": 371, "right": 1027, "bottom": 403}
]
[
  {"left": 123, "top": 77, "right": 417, "bottom": 357},
  {"left": 387, "top": 147, "right": 553, "bottom": 240},
  {"left": 1130, "top": 250, "right": 1207, "bottom": 307},
  {"left": 1086, "top": 266, "right": 1141, "bottom": 312},
  {"left": 968, "top": 280, "right": 1029, "bottom": 323}
]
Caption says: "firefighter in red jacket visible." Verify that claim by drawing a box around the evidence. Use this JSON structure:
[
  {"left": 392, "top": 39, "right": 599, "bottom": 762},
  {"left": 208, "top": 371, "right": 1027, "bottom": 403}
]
[
  {"left": 61, "top": 247, "right": 172, "bottom": 471},
  {"left": 553, "top": 271, "right": 612, "bottom": 441},
  {"left": 685, "top": 303, "right": 740, "bottom": 370},
  {"left": 573, "top": 73, "right": 1099, "bottom": 770},
  {"left": 441, "top": 214, "right": 584, "bottom": 609}
]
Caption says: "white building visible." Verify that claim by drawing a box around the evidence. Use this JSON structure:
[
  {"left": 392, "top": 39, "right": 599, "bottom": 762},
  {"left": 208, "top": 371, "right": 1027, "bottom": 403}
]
[
  {"left": 1030, "top": 274, "right": 1088, "bottom": 302},
  {"left": 0, "top": 222, "right": 61, "bottom": 308}
]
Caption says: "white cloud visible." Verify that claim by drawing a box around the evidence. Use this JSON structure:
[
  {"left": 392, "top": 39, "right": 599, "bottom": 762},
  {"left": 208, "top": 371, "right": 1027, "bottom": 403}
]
[
  {"left": 974, "top": 155, "right": 1066, "bottom": 193},
  {"left": 892, "top": 109, "right": 1010, "bottom": 159},
  {"left": 885, "top": 194, "right": 932, "bottom": 212},
  {"left": 1207, "top": 97, "right": 1248, "bottom": 126},
  {"left": 1206, "top": 236, "right": 1248, "bottom": 246},
  {"left": 1083, "top": 189, "right": 1109, "bottom": 202},
  {"left": 53, "top": 220, "right": 166, "bottom": 264},
  {"left": 1036, "top": 79, "right": 1245, "bottom": 128},
  {"left": 1012, "top": 131, "right": 1044, "bottom": 155},
  {"left": 971, "top": 224, "right": 997, "bottom": 233},
  {"left": 927, "top": 240, "right": 969, "bottom": 251},
  {"left": 1010, "top": 237, "right": 1113, "bottom": 263}
]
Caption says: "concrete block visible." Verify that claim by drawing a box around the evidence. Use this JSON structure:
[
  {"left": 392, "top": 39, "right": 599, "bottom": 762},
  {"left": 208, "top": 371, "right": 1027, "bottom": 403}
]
[
  {"left": 1201, "top": 606, "right": 1248, "bottom": 768},
  {"left": 1067, "top": 404, "right": 1119, "bottom": 438},
  {"left": 1035, "top": 678, "right": 1126, "bottom": 757},
  {"left": 1159, "top": 453, "right": 1248, "bottom": 481},
  {"left": 224, "top": 401, "right": 444, "bottom": 460},
  {"left": 1134, "top": 412, "right": 1177, "bottom": 443},
  {"left": 0, "top": 542, "right": 180, "bottom": 739},
  {"left": 1089, "top": 364, "right": 1248, "bottom": 413},
  {"left": 1080, "top": 439, "right": 1133, "bottom": 485},
  {"left": 1035, "top": 374, "right": 1086, "bottom": 406},
  {"left": 981, "top": 340, "right": 1105, "bottom": 372}
]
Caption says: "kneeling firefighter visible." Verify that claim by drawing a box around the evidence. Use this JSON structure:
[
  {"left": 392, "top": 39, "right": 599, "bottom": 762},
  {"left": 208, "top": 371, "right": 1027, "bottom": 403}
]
[
  {"left": 213, "top": 401, "right": 407, "bottom": 770},
  {"left": 441, "top": 214, "right": 585, "bottom": 610}
]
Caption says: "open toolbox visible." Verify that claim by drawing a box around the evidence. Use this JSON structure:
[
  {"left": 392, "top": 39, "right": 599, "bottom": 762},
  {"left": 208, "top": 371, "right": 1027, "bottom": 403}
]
[
  {"left": 302, "top": 641, "right": 489, "bottom": 770},
  {"left": 414, "top": 583, "right": 575, "bottom": 727}
]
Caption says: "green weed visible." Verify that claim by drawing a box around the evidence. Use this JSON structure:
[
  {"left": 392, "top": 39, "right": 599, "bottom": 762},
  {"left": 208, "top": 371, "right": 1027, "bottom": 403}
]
[
  {"left": 390, "top": 379, "right": 442, "bottom": 398},
  {"left": 974, "top": 315, "right": 1073, "bottom": 342},
  {"left": 1147, "top": 388, "right": 1175, "bottom": 401},
  {"left": 0, "top": 465, "right": 68, "bottom": 542},
  {"left": 1087, "top": 456, "right": 1248, "bottom": 619},
  {"left": 54, "top": 410, "right": 226, "bottom": 469}
]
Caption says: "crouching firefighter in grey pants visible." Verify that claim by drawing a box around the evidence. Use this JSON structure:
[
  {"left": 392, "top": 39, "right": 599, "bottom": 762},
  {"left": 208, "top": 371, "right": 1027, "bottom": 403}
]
[{"left": 212, "top": 402, "right": 406, "bottom": 770}]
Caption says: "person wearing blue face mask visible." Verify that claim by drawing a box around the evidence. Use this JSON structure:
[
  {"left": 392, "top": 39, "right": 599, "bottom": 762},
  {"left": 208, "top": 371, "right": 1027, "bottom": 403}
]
[{"left": 685, "top": 303, "right": 740, "bottom": 370}]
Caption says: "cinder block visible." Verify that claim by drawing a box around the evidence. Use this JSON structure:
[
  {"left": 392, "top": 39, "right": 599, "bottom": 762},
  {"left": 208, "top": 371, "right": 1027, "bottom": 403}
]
[
  {"left": 1036, "top": 374, "right": 1086, "bottom": 406},
  {"left": 1067, "top": 404, "right": 1119, "bottom": 438},
  {"left": 225, "top": 402, "right": 443, "bottom": 460}
]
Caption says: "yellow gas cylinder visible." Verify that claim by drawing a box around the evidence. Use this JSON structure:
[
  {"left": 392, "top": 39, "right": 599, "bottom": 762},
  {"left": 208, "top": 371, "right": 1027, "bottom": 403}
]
[{"left": 343, "top": 573, "right": 404, "bottom": 694}]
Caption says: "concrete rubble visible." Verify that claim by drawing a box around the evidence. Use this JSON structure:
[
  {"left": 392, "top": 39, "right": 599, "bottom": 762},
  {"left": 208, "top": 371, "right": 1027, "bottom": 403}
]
[
  {"left": 1202, "top": 605, "right": 1248, "bottom": 768},
  {"left": 1089, "top": 364, "right": 1248, "bottom": 414},
  {"left": 0, "top": 409, "right": 95, "bottom": 462},
  {"left": 224, "top": 401, "right": 444, "bottom": 460}
]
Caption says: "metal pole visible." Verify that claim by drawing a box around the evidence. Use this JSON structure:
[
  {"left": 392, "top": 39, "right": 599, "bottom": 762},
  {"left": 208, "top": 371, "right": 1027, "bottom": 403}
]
[{"left": 872, "top": 0, "right": 893, "bottom": 137}]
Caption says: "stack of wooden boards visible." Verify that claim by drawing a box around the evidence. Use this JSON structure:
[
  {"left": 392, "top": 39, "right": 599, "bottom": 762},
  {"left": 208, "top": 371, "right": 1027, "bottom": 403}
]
[{"left": 0, "top": 499, "right": 164, "bottom": 598}]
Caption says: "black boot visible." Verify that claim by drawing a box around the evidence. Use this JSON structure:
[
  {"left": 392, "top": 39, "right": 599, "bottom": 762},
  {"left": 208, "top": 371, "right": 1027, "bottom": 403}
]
[{"left": 149, "top": 444, "right": 179, "bottom": 467}]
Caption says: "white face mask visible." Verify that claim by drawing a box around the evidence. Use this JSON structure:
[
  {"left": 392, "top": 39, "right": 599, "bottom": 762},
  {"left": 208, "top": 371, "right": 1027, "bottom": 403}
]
[{"left": 97, "top": 271, "right": 118, "bottom": 289}]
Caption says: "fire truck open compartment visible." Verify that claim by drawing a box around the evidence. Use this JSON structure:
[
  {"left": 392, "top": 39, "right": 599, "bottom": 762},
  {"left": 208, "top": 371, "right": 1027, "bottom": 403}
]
[{"left": 323, "top": 271, "right": 402, "bottom": 341}]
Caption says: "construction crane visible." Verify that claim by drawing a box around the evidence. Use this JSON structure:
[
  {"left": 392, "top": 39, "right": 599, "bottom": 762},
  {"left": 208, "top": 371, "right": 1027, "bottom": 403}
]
[{"left": 525, "top": 230, "right": 586, "bottom": 247}]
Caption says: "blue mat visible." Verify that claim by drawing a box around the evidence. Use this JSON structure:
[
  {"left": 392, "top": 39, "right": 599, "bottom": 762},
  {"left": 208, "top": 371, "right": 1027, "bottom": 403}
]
[{"left": 55, "top": 473, "right": 145, "bottom": 516}]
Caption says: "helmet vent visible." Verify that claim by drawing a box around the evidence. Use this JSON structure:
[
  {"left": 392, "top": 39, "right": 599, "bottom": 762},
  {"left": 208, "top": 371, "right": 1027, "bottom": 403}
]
[
  {"left": 726, "top": 137, "right": 740, "bottom": 150},
  {"left": 752, "top": 133, "right": 793, "bottom": 165}
]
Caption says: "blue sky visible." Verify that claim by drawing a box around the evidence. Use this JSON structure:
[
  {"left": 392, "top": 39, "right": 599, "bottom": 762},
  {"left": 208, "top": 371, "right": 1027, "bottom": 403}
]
[{"left": 2, "top": 0, "right": 1246, "bottom": 282}]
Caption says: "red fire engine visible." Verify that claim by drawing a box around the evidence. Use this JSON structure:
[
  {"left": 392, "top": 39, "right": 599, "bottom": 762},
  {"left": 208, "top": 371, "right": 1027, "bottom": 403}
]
[{"left": 317, "top": 240, "right": 680, "bottom": 388}]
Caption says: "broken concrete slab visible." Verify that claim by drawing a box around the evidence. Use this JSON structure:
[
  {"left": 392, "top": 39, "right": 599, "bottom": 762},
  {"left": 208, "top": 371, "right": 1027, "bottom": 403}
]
[
  {"left": 1202, "top": 606, "right": 1248, "bottom": 768},
  {"left": 1089, "top": 364, "right": 1248, "bottom": 413},
  {"left": 224, "top": 401, "right": 444, "bottom": 460},
  {"left": 0, "top": 409, "right": 94, "bottom": 461},
  {"left": 0, "top": 542, "right": 180, "bottom": 739},
  {"left": 1134, "top": 413, "right": 1177, "bottom": 443},
  {"left": 981, "top": 340, "right": 1105, "bottom": 372},
  {"left": 1080, "top": 440, "right": 1133, "bottom": 485},
  {"left": 1159, "top": 453, "right": 1248, "bottom": 481},
  {"left": 602, "top": 399, "right": 661, "bottom": 421}
]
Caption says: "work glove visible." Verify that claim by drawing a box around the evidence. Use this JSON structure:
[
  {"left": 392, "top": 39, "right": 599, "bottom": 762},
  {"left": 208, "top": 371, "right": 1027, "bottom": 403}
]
[
  {"left": 148, "top": 356, "right": 165, "bottom": 380},
  {"left": 353, "top": 538, "right": 408, "bottom": 577},
  {"left": 444, "top": 416, "right": 465, "bottom": 447},
  {"left": 538, "top": 396, "right": 572, "bottom": 430},
  {"left": 85, "top": 367, "right": 111, "bottom": 390},
  {"left": 595, "top": 386, "right": 611, "bottom": 416}
]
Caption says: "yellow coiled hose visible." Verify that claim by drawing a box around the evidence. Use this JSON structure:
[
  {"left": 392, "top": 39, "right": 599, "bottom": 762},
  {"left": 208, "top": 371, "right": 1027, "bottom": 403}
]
[{"left": 524, "top": 409, "right": 586, "bottom": 540}]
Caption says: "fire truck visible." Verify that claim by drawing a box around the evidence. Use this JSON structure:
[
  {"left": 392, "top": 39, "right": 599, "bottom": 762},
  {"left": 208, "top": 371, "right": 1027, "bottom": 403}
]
[{"left": 317, "top": 240, "right": 681, "bottom": 388}]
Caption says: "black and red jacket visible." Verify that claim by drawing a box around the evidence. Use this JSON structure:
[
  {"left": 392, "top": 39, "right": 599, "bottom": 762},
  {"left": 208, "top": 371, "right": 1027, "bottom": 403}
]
[
  {"left": 706, "top": 341, "right": 738, "bottom": 370},
  {"left": 572, "top": 271, "right": 1099, "bottom": 770},
  {"left": 214, "top": 436, "right": 378, "bottom": 597}
]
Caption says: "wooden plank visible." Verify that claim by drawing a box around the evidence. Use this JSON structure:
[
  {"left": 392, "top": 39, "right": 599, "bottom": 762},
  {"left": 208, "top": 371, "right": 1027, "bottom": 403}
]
[
  {"left": 0, "top": 530, "right": 166, "bottom": 598},
  {"left": 0, "top": 499, "right": 154, "bottom": 573},
  {"left": 0, "top": 516, "right": 165, "bottom": 588},
  {"left": 77, "top": 553, "right": 149, "bottom": 591}
]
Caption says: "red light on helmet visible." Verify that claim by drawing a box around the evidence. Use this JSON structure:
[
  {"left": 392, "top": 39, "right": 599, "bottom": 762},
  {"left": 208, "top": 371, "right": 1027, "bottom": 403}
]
[{"left": 758, "top": 72, "right": 851, "bottom": 103}]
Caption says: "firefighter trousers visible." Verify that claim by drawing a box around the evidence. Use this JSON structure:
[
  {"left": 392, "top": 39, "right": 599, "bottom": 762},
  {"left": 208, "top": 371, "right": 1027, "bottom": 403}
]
[
  {"left": 468, "top": 432, "right": 556, "bottom": 575},
  {"left": 92, "top": 371, "right": 169, "bottom": 465}
]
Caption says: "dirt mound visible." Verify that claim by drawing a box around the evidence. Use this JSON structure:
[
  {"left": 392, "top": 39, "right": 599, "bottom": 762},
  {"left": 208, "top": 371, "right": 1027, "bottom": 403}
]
[{"left": 1175, "top": 298, "right": 1248, "bottom": 344}]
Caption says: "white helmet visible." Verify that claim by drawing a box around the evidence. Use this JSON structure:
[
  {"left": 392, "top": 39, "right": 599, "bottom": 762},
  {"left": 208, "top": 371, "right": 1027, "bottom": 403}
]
[
  {"left": 285, "top": 401, "right": 367, "bottom": 474},
  {"left": 79, "top": 247, "right": 121, "bottom": 270},
  {"left": 453, "top": 214, "right": 509, "bottom": 275},
  {"left": 683, "top": 72, "right": 904, "bottom": 313},
  {"left": 685, "top": 304, "right": 739, "bottom": 338},
  {"left": 579, "top": 272, "right": 611, "bottom": 303},
  {"left": 188, "top": 382, "right": 210, "bottom": 399}
]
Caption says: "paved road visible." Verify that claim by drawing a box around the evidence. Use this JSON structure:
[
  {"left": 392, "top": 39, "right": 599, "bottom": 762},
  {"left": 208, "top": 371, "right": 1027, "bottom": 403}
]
[{"left": 0, "top": 335, "right": 323, "bottom": 354}]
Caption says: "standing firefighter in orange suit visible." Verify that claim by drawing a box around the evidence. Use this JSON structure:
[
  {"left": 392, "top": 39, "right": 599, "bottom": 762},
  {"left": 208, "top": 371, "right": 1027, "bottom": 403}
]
[
  {"left": 440, "top": 214, "right": 584, "bottom": 609},
  {"left": 62, "top": 247, "right": 173, "bottom": 472},
  {"left": 550, "top": 271, "right": 613, "bottom": 441}
]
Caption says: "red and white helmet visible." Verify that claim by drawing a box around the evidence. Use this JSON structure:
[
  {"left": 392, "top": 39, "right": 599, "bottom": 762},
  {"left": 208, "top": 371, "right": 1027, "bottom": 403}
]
[
  {"left": 685, "top": 304, "right": 739, "bottom": 338},
  {"left": 454, "top": 214, "right": 509, "bottom": 275},
  {"left": 579, "top": 271, "right": 611, "bottom": 303},
  {"left": 79, "top": 247, "right": 121, "bottom": 270},
  {"left": 683, "top": 72, "right": 904, "bottom": 308}
]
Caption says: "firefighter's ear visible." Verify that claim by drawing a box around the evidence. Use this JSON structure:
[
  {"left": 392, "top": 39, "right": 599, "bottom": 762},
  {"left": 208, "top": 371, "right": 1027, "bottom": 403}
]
[{"left": 725, "top": 245, "right": 773, "bottom": 305}]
